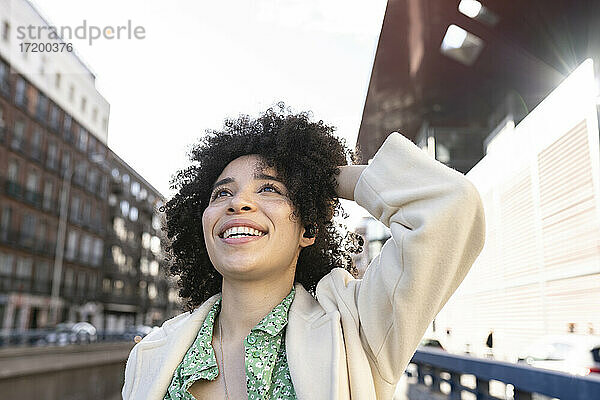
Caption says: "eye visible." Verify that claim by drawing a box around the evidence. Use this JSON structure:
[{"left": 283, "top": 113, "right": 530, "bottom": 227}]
[
  {"left": 211, "top": 188, "right": 231, "bottom": 200},
  {"left": 259, "top": 183, "right": 281, "bottom": 194}
]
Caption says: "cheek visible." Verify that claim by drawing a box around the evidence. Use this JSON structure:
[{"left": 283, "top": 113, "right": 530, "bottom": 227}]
[{"left": 201, "top": 208, "right": 215, "bottom": 238}]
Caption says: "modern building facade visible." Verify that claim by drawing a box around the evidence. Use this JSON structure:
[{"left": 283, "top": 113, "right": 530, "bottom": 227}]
[
  {"left": 0, "top": 0, "right": 177, "bottom": 333},
  {"left": 102, "top": 150, "right": 178, "bottom": 331}
]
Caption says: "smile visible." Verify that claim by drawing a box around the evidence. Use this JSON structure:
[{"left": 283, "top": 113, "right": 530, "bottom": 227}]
[{"left": 219, "top": 234, "right": 266, "bottom": 245}]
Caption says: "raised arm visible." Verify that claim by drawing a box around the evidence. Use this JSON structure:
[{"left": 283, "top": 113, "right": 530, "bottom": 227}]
[{"left": 317, "top": 132, "right": 486, "bottom": 386}]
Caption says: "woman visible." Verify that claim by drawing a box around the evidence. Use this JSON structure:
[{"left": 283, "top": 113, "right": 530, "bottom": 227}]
[{"left": 122, "top": 105, "right": 486, "bottom": 399}]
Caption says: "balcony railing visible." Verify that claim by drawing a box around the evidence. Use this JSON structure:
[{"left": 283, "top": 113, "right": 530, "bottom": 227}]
[
  {"left": 5, "top": 180, "right": 24, "bottom": 199},
  {"left": 23, "top": 188, "right": 42, "bottom": 208},
  {"left": 0, "top": 79, "right": 10, "bottom": 98},
  {"left": 15, "top": 94, "right": 28, "bottom": 109},
  {"left": 406, "top": 348, "right": 600, "bottom": 400}
]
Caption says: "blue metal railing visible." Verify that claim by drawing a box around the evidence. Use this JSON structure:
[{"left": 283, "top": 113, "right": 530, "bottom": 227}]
[{"left": 407, "top": 348, "right": 600, "bottom": 400}]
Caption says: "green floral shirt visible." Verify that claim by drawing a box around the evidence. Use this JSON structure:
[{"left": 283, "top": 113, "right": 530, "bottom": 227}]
[{"left": 164, "top": 287, "right": 297, "bottom": 400}]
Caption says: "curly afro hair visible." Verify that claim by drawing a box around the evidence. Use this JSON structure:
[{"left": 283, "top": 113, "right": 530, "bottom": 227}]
[{"left": 162, "top": 103, "right": 364, "bottom": 311}]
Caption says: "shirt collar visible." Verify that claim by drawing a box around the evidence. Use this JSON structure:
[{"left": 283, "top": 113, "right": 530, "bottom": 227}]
[{"left": 251, "top": 286, "right": 295, "bottom": 336}]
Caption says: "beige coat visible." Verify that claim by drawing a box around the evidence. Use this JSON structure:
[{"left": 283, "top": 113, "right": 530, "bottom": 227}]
[{"left": 122, "top": 132, "right": 486, "bottom": 399}]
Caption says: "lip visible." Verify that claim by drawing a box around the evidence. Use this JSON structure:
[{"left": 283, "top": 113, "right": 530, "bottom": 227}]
[
  {"left": 220, "top": 235, "right": 266, "bottom": 245},
  {"left": 218, "top": 218, "right": 268, "bottom": 238}
]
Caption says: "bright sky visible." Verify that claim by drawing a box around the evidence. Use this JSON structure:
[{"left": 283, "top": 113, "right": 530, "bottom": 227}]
[{"left": 31, "top": 0, "right": 388, "bottom": 228}]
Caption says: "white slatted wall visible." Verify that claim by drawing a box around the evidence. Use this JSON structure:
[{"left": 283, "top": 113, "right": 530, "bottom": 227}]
[{"left": 432, "top": 60, "right": 600, "bottom": 361}]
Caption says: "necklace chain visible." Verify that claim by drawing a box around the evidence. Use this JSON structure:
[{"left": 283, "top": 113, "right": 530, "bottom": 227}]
[{"left": 219, "top": 318, "right": 230, "bottom": 400}]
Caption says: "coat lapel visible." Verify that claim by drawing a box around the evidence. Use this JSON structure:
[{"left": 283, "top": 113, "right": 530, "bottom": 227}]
[
  {"left": 286, "top": 283, "right": 349, "bottom": 399},
  {"left": 132, "top": 293, "right": 221, "bottom": 400}
]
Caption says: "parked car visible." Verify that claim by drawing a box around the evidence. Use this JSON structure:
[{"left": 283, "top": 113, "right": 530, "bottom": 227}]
[
  {"left": 517, "top": 334, "right": 600, "bottom": 376},
  {"left": 122, "top": 325, "right": 154, "bottom": 343},
  {"left": 44, "top": 322, "right": 98, "bottom": 346},
  {"left": 419, "top": 338, "right": 446, "bottom": 351}
]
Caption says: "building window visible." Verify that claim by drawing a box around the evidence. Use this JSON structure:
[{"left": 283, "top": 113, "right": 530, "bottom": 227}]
[
  {"left": 36, "top": 93, "right": 48, "bottom": 121},
  {"left": 113, "top": 217, "right": 127, "bottom": 241},
  {"left": 19, "top": 214, "right": 36, "bottom": 247},
  {"left": 26, "top": 171, "right": 38, "bottom": 191},
  {"left": 70, "top": 195, "right": 80, "bottom": 222},
  {"left": 65, "top": 231, "right": 78, "bottom": 260},
  {"left": 2, "top": 21, "right": 9, "bottom": 41},
  {"left": 129, "top": 207, "right": 138, "bottom": 222},
  {"left": 7, "top": 159, "right": 19, "bottom": 182},
  {"left": 31, "top": 129, "right": 42, "bottom": 160},
  {"left": 34, "top": 260, "right": 50, "bottom": 291},
  {"left": 87, "top": 136, "right": 95, "bottom": 155},
  {"left": 46, "top": 141, "right": 58, "bottom": 170},
  {"left": 92, "top": 107, "right": 98, "bottom": 122},
  {"left": 112, "top": 245, "right": 125, "bottom": 268},
  {"left": 142, "top": 232, "right": 151, "bottom": 249},
  {"left": 80, "top": 234, "right": 92, "bottom": 264},
  {"left": 150, "top": 236, "right": 161, "bottom": 254},
  {"left": 100, "top": 176, "right": 108, "bottom": 198},
  {"left": 102, "top": 278, "right": 111, "bottom": 292},
  {"left": 78, "top": 127, "right": 87, "bottom": 152},
  {"left": 0, "top": 252, "right": 14, "bottom": 276},
  {"left": 102, "top": 117, "right": 108, "bottom": 132},
  {"left": 25, "top": 171, "right": 39, "bottom": 204},
  {"left": 43, "top": 181, "right": 53, "bottom": 210},
  {"left": 15, "top": 77, "right": 27, "bottom": 107},
  {"left": 64, "top": 267, "right": 74, "bottom": 294},
  {"left": 131, "top": 181, "right": 140, "bottom": 197},
  {"left": 35, "top": 220, "right": 46, "bottom": 252},
  {"left": 81, "top": 96, "right": 87, "bottom": 113},
  {"left": 15, "top": 257, "right": 33, "bottom": 279},
  {"left": 0, "top": 106, "right": 5, "bottom": 143},
  {"left": 68, "top": 85, "right": 74, "bottom": 102},
  {"left": 122, "top": 174, "right": 130, "bottom": 194},
  {"left": 149, "top": 260, "right": 159, "bottom": 276},
  {"left": 111, "top": 168, "right": 120, "bottom": 179},
  {"left": 89, "top": 273, "right": 97, "bottom": 291},
  {"left": 82, "top": 200, "right": 91, "bottom": 224},
  {"left": 49, "top": 104, "right": 60, "bottom": 130},
  {"left": 148, "top": 283, "right": 157, "bottom": 300},
  {"left": 120, "top": 200, "right": 129, "bottom": 217},
  {"left": 77, "top": 271, "right": 86, "bottom": 294},
  {"left": 87, "top": 169, "right": 98, "bottom": 192},
  {"left": 73, "top": 160, "right": 86, "bottom": 186},
  {"left": 55, "top": 73, "right": 61, "bottom": 88},
  {"left": 0, "top": 207, "right": 11, "bottom": 241},
  {"left": 92, "top": 238, "right": 103, "bottom": 266},
  {"left": 60, "top": 151, "right": 70, "bottom": 176},
  {"left": 11, "top": 120, "right": 25, "bottom": 151},
  {"left": 139, "top": 280, "right": 147, "bottom": 297},
  {"left": 152, "top": 214, "right": 162, "bottom": 231},
  {"left": 92, "top": 208, "right": 102, "bottom": 231},
  {"left": 140, "top": 257, "right": 149, "bottom": 274},
  {"left": 0, "top": 63, "right": 8, "bottom": 100},
  {"left": 114, "top": 279, "right": 124, "bottom": 295},
  {"left": 63, "top": 114, "right": 72, "bottom": 138}
]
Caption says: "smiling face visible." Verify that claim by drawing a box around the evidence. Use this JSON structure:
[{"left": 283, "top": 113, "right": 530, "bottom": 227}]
[{"left": 202, "top": 154, "right": 315, "bottom": 282}]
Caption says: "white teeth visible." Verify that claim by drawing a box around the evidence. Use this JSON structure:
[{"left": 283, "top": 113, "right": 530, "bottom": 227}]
[{"left": 222, "top": 226, "right": 265, "bottom": 239}]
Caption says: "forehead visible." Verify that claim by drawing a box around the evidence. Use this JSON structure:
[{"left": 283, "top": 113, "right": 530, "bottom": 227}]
[{"left": 216, "top": 154, "right": 276, "bottom": 179}]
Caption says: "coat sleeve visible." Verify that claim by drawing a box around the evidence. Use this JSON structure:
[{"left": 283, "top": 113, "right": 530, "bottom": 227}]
[{"left": 316, "top": 132, "right": 486, "bottom": 385}]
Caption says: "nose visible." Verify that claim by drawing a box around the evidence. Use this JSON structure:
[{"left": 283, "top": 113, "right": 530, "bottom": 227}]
[{"left": 227, "top": 191, "right": 256, "bottom": 213}]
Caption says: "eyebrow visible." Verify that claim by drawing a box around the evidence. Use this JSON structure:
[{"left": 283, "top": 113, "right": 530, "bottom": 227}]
[{"left": 210, "top": 172, "right": 283, "bottom": 193}]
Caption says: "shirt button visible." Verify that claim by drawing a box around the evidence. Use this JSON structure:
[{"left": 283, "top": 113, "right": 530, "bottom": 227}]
[
  {"left": 252, "top": 350, "right": 260, "bottom": 357},
  {"left": 247, "top": 336, "right": 257, "bottom": 345}
]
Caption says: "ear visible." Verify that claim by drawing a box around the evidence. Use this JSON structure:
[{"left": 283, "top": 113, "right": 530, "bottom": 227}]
[
  {"left": 300, "top": 235, "right": 316, "bottom": 248},
  {"left": 299, "top": 225, "right": 316, "bottom": 248}
]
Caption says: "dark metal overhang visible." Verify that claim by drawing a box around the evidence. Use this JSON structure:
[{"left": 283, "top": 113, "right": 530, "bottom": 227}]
[{"left": 358, "top": 0, "right": 600, "bottom": 169}]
